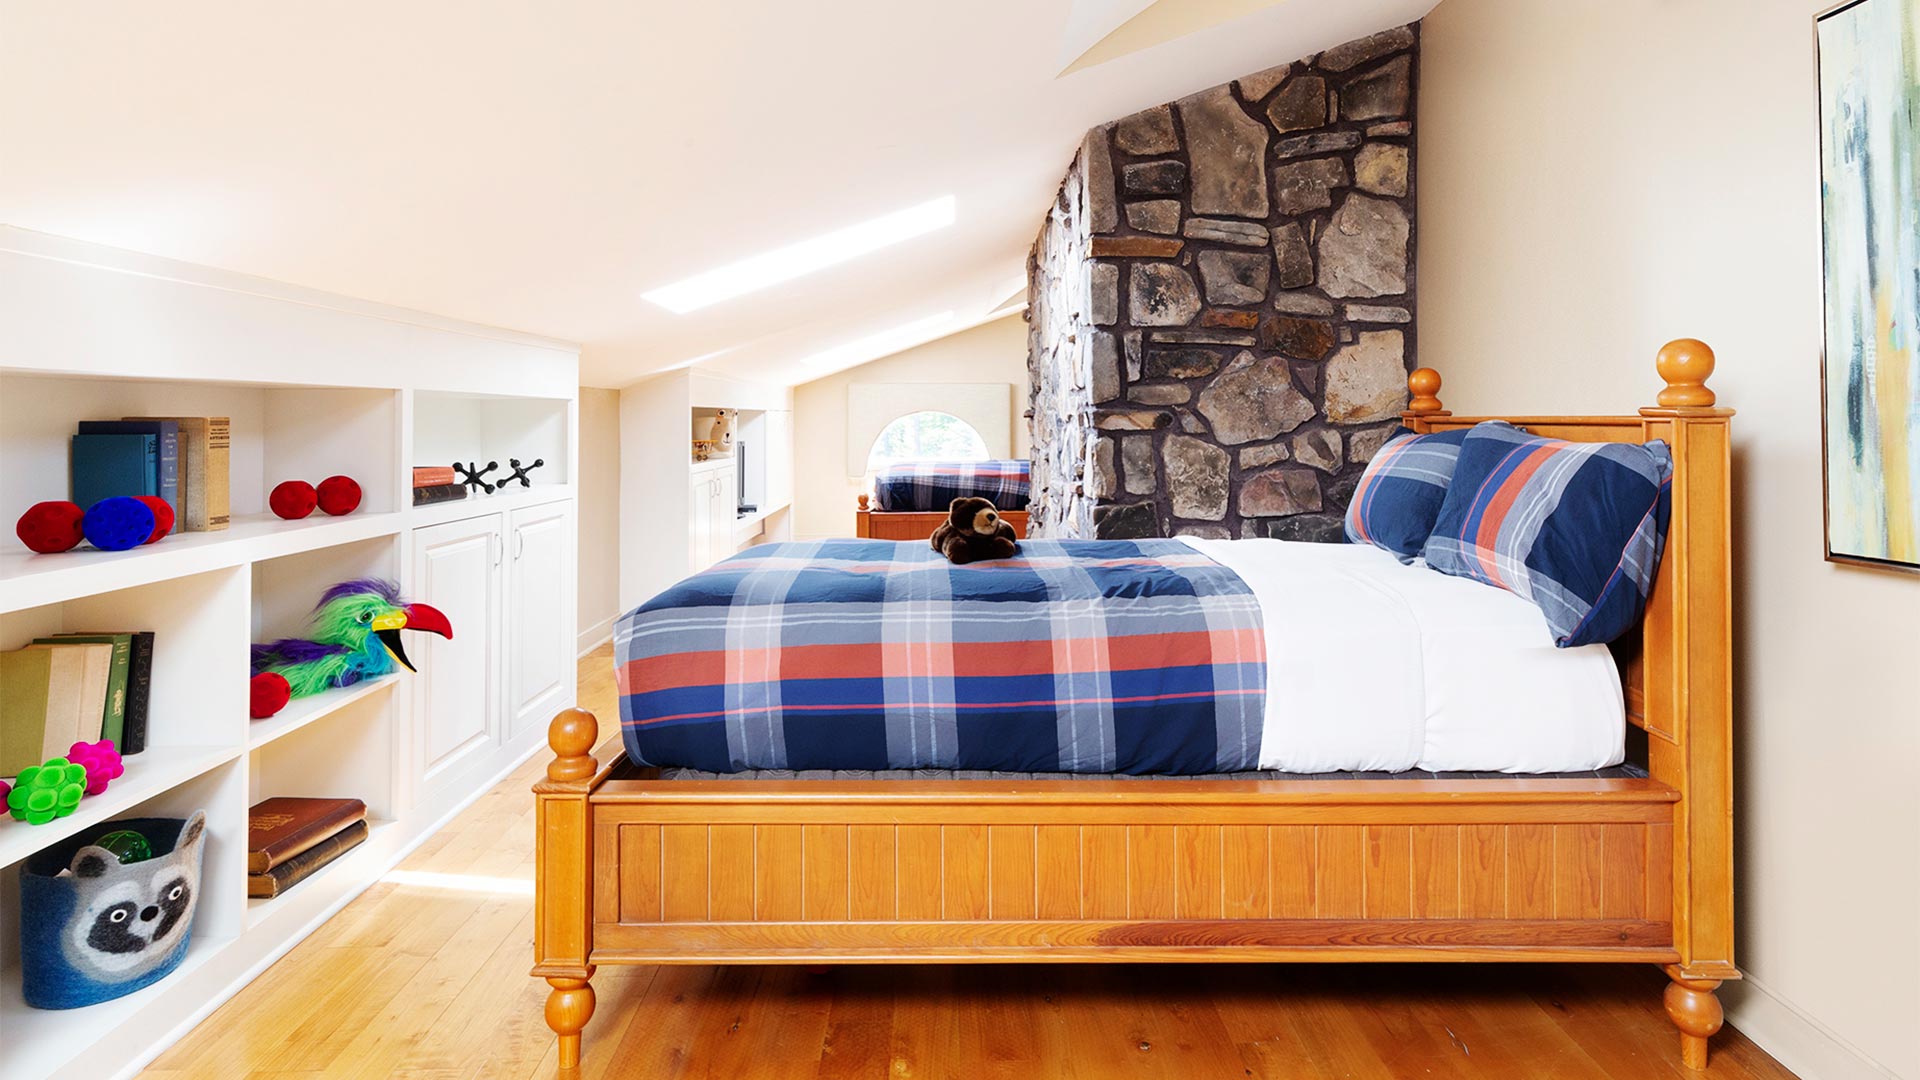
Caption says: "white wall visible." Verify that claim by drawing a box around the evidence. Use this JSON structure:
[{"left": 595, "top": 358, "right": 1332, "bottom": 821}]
[
  {"left": 1418, "top": 3, "right": 1919, "bottom": 1077},
  {"left": 790, "top": 314, "right": 1031, "bottom": 539},
  {"left": 575, "top": 386, "right": 620, "bottom": 652}
]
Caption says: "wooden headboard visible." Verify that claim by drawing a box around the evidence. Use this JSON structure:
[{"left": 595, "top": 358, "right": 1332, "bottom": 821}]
[{"left": 1399, "top": 339, "right": 1736, "bottom": 981}]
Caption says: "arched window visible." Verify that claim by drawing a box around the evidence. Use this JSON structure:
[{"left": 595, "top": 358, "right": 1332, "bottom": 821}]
[{"left": 867, "top": 411, "right": 990, "bottom": 472}]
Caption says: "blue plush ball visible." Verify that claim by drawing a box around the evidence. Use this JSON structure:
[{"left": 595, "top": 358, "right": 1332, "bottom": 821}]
[{"left": 81, "top": 497, "right": 157, "bottom": 552}]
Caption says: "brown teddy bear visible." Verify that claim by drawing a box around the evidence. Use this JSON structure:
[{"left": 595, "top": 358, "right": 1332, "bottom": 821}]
[{"left": 930, "top": 496, "right": 1018, "bottom": 565}]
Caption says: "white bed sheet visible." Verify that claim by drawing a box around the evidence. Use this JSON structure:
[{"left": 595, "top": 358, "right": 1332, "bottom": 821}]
[{"left": 1177, "top": 537, "right": 1625, "bottom": 773}]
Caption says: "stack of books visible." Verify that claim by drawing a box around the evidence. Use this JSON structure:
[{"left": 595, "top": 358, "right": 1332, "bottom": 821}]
[
  {"left": 246, "top": 796, "right": 370, "bottom": 898},
  {"left": 70, "top": 416, "right": 230, "bottom": 531},
  {"left": 0, "top": 632, "right": 154, "bottom": 774},
  {"left": 412, "top": 466, "right": 466, "bottom": 507}
]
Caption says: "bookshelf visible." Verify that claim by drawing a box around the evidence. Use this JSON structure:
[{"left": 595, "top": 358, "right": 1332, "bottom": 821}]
[{"left": 0, "top": 227, "right": 581, "bottom": 1079}]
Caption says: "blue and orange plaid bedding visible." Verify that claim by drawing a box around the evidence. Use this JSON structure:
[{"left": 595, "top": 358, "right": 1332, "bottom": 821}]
[
  {"left": 615, "top": 538, "right": 1266, "bottom": 774},
  {"left": 871, "top": 459, "right": 1030, "bottom": 511}
]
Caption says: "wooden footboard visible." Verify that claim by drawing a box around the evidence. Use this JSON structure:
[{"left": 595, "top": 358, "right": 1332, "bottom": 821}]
[
  {"left": 583, "top": 774, "right": 1679, "bottom": 965},
  {"left": 855, "top": 496, "right": 1029, "bottom": 540}
]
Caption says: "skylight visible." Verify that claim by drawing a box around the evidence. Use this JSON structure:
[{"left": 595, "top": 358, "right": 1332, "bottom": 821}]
[
  {"left": 642, "top": 196, "right": 957, "bottom": 313},
  {"left": 801, "top": 312, "right": 956, "bottom": 369}
]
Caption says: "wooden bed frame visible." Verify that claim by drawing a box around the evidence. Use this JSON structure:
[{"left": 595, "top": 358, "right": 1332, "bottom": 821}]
[
  {"left": 854, "top": 493, "right": 1029, "bottom": 540},
  {"left": 535, "top": 340, "right": 1735, "bottom": 1072}
]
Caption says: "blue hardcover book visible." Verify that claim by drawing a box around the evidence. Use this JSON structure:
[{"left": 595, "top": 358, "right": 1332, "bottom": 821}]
[
  {"left": 77, "top": 420, "right": 177, "bottom": 513},
  {"left": 70, "top": 433, "right": 158, "bottom": 509}
]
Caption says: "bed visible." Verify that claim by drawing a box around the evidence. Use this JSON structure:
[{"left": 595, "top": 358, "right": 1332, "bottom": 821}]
[
  {"left": 535, "top": 341, "right": 1735, "bottom": 1072},
  {"left": 855, "top": 458, "right": 1031, "bottom": 540}
]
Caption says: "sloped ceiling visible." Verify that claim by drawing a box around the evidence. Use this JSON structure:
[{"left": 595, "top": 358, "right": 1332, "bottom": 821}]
[{"left": 0, "top": 0, "right": 1434, "bottom": 387}]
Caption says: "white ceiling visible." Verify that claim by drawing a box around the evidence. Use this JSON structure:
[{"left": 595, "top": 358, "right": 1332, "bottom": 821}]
[{"left": 0, "top": 0, "right": 1434, "bottom": 388}]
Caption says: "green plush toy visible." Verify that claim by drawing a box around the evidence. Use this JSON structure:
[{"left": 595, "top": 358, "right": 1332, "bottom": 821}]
[{"left": 8, "top": 758, "right": 89, "bottom": 825}]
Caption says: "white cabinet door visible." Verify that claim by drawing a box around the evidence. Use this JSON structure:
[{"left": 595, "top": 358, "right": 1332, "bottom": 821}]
[
  {"left": 411, "top": 514, "right": 502, "bottom": 787},
  {"left": 714, "top": 467, "right": 738, "bottom": 563},
  {"left": 508, "top": 501, "right": 575, "bottom": 740},
  {"left": 689, "top": 472, "right": 712, "bottom": 573}
]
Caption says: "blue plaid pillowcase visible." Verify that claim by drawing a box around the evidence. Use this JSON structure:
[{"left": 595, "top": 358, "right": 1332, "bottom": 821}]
[
  {"left": 1344, "top": 427, "right": 1469, "bottom": 561},
  {"left": 1422, "top": 422, "right": 1673, "bottom": 648}
]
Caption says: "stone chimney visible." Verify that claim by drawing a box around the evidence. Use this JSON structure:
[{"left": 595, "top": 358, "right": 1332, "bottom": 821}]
[{"left": 1028, "top": 26, "right": 1419, "bottom": 540}]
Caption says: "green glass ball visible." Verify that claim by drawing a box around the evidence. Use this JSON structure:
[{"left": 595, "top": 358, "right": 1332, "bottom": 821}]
[{"left": 94, "top": 829, "right": 153, "bottom": 864}]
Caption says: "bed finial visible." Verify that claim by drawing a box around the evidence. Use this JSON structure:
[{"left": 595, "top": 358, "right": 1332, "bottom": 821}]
[
  {"left": 547, "top": 708, "right": 599, "bottom": 783},
  {"left": 858, "top": 493, "right": 870, "bottom": 511},
  {"left": 1405, "top": 367, "right": 1446, "bottom": 417},
  {"left": 1654, "top": 338, "right": 1716, "bottom": 409}
]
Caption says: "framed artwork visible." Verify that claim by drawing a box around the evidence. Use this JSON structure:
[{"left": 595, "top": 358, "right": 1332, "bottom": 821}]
[{"left": 1817, "top": 0, "right": 1920, "bottom": 573}]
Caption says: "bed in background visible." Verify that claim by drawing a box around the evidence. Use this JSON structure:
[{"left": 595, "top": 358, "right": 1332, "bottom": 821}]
[
  {"left": 536, "top": 342, "right": 1736, "bottom": 1072},
  {"left": 856, "top": 458, "right": 1031, "bottom": 540}
]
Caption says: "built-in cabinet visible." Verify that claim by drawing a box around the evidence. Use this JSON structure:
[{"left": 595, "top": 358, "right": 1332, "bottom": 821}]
[
  {"left": 688, "top": 460, "right": 739, "bottom": 573},
  {"left": 507, "top": 501, "right": 576, "bottom": 739},
  {"left": 411, "top": 515, "right": 504, "bottom": 790},
  {"left": 0, "top": 228, "right": 580, "bottom": 1080},
  {"left": 620, "top": 370, "right": 796, "bottom": 611}
]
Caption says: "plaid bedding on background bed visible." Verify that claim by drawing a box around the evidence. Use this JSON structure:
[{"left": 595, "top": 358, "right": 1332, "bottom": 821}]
[
  {"left": 871, "top": 459, "right": 1030, "bottom": 511},
  {"left": 615, "top": 538, "right": 1266, "bottom": 774}
]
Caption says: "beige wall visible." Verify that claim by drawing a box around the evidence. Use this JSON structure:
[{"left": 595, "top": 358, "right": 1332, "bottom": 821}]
[
  {"left": 1419, "top": 2, "right": 1919, "bottom": 1077},
  {"left": 790, "top": 315, "right": 1031, "bottom": 539},
  {"left": 575, "top": 386, "right": 621, "bottom": 651}
]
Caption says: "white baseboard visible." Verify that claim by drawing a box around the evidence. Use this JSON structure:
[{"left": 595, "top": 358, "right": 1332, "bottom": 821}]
[
  {"left": 577, "top": 613, "right": 616, "bottom": 656},
  {"left": 1726, "top": 974, "right": 1903, "bottom": 1080}
]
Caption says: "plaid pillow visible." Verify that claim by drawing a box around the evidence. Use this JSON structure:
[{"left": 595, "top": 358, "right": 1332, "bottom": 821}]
[
  {"left": 1344, "top": 427, "right": 1469, "bottom": 561},
  {"left": 1422, "top": 421, "right": 1673, "bottom": 647}
]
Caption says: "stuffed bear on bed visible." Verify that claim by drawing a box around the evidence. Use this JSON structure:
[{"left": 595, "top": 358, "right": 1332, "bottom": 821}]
[{"left": 930, "top": 496, "right": 1018, "bottom": 565}]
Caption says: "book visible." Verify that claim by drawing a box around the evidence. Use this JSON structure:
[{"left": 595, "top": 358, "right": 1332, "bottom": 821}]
[
  {"left": 127, "top": 417, "right": 229, "bottom": 530},
  {"left": 36, "top": 634, "right": 133, "bottom": 748},
  {"left": 411, "top": 483, "right": 468, "bottom": 507},
  {"left": 1, "top": 645, "right": 106, "bottom": 776},
  {"left": 247, "top": 818, "right": 370, "bottom": 898},
  {"left": 247, "top": 796, "right": 369, "bottom": 873},
  {"left": 412, "top": 466, "right": 457, "bottom": 487},
  {"left": 70, "top": 432, "right": 157, "bottom": 509},
  {"left": 79, "top": 420, "right": 179, "bottom": 516},
  {"left": 121, "top": 632, "right": 155, "bottom": 754}
]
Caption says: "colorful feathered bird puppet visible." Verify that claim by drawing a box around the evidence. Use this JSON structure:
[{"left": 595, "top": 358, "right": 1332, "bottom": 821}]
[{"left": 248, "top": 579, "right": 453, "bottom": 718}]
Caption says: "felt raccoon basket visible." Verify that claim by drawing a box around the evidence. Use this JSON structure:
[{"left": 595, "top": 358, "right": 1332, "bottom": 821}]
[{"left": 18, "top": 811, "right": 207, "bottom": 1009}]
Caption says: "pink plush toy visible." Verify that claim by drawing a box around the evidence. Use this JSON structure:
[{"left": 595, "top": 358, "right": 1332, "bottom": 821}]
[{"left": 66, "top": 740, "right": 124, "bottom": 796}]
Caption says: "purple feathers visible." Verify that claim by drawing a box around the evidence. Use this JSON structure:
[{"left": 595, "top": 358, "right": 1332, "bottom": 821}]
[
  {"left": 315, "top": 578, "right": 404, "bottom": 609},
  {"left": 251, "top": 637, "right": 349, "bottom": 672}
]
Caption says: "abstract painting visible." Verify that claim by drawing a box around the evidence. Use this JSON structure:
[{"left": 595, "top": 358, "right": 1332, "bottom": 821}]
[{"left": 1818, "top": 0, "right": 1920, "bottom": 572}]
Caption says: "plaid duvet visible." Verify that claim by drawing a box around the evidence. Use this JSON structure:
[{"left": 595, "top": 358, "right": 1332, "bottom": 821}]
[
  {"left": 615, "top": 538, "right": 1266, "bottom": 774},
  {"left": 871, "top": 459, "right": 1030, "bottom": 511}
]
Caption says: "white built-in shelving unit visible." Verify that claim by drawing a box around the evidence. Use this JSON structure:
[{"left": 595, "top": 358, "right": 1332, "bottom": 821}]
[
  {"left": 619, "top": 370, "right": 794, "bottom": 611},
  {"left": 0, "top": 227, "right": 580, "bottom": 1079}
]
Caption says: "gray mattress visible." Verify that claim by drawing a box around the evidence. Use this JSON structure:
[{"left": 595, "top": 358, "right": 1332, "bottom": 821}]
[{"left": 650, "top": 764, "right": 1650, "bottom": 782}]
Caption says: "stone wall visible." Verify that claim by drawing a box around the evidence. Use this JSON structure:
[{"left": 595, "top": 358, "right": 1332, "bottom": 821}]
[
  {"left": 1025, "top": 135, "right": 1099, "bottom": 537},
  {"left": 1027, "top": 26, "right": 1419, "bottom": 540}
]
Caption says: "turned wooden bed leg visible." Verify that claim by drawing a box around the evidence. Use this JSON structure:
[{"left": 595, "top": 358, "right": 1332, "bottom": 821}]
[
  {"left": 535, "top": 709, "right": 601, "bottom": 1074},
  {"left": 1663, "top": 966, "right": 1724, "bottom": 1070},
  {"left": 546, "top": 973, "right": 596, "bottom": 1070}
]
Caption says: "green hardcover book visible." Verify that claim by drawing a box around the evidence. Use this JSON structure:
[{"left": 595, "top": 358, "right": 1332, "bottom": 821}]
[
  {"left": 1, "top": 646, "right": 102, "bottom": 775},
  {"left": 1, "top": 649, "right": 55, "bottom": 777},
  {"left": 39, "top": 634, "right": 133, "bottom": 747}
]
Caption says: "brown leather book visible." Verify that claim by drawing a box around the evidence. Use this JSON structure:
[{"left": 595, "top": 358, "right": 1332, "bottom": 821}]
[
  {"left": 247, "top": 797, "right": 368, "bottom": 873},
  {"left": 247, "top": 819, "right": 370, "bottom": 898}
]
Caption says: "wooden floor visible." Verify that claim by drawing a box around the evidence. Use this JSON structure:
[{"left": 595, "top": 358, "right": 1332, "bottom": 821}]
[{"left": 143, "top": 646, "right": 1798, "bottom": 1080}]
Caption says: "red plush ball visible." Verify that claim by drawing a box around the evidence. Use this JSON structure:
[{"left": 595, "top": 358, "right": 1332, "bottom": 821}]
[
  {"left": 131, "top": 495, "right": 175, "bottom": 544},
  {"left": 270, "top": 480, "right": 318, "bottom": 520},
  {"left": 316, "top": 475, "right": 361, "bottom": 516},
  {"left": 15, "top": 501, "right": 85, "bottom": 554},
  {"left": 249, "top": 672, "right": 291, "bottom": 719}
]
